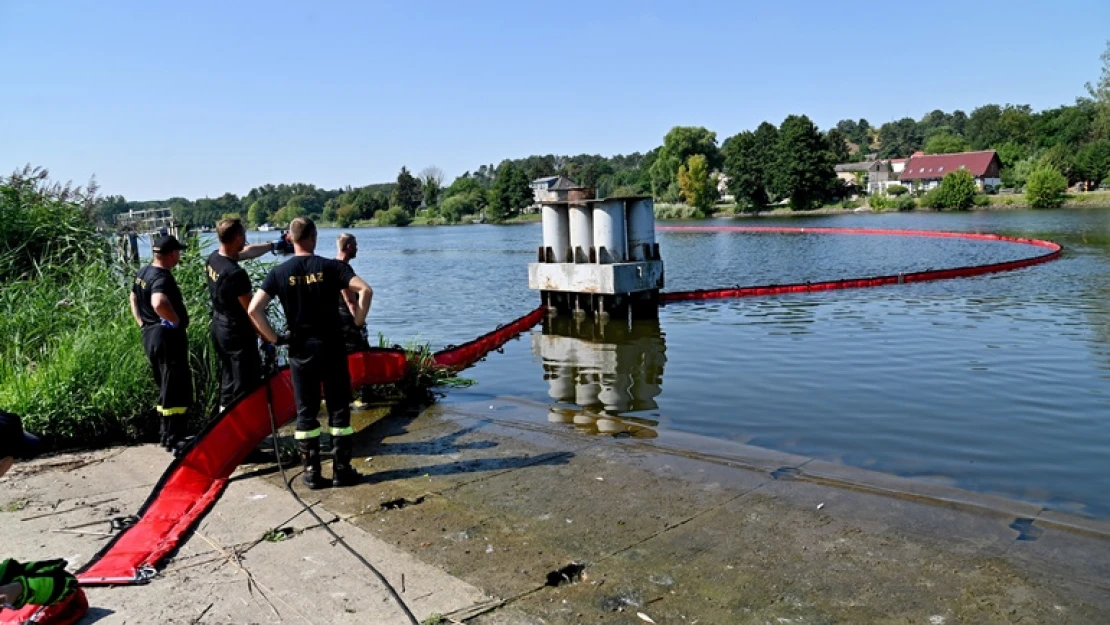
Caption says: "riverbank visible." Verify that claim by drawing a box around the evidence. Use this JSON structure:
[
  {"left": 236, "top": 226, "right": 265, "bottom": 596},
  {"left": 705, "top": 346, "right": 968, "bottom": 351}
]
[
  {"left": 689, "top": 190, "right": 1110, "bottom": 218},
  {"left": 5, "top": 397, "right": 1107, "bottom": 624}
]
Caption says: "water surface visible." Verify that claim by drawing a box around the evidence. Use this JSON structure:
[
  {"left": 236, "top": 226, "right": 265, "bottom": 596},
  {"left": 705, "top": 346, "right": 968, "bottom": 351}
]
[{"left": 323, "top": 210, "right": 1110, "bottom": 517}]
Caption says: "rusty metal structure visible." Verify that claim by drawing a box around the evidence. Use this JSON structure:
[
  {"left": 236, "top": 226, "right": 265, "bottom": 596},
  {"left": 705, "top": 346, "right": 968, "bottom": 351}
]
[{"left": 528, "top": 188, "right": 664, "bottom": 318}]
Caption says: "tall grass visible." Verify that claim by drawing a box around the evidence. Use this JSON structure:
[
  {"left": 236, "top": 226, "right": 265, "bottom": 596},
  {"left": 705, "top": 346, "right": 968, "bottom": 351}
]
[{"left": 0, "top": 169, "right": 225, "bottom": 447}]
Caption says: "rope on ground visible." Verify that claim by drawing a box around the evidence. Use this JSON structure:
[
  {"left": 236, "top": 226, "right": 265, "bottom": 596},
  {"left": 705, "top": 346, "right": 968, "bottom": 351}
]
[{"left": 263, "top": 369, "right": 421, "bottom": 625}]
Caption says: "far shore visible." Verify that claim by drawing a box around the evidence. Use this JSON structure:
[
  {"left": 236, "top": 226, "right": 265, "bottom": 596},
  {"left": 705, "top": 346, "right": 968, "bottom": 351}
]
[{"left": 255, "top": 193, "right": 1110, "bottom": 232}]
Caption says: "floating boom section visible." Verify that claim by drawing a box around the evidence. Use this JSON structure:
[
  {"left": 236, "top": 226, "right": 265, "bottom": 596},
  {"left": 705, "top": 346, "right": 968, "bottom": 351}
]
[
  {"left": 432, "top": 307, "right": 547, "bottom": 370},
  {"left": 657, "top": 227, "right": 1061, "bottom": 302},
  {"left": 74, "top": 348, "right": 409, "bottom": 588}
]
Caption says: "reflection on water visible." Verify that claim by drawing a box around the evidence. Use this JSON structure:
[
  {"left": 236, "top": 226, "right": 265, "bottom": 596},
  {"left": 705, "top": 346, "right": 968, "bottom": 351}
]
[{"left": 534, "top": 316, "right": 666, "bottom": 439}]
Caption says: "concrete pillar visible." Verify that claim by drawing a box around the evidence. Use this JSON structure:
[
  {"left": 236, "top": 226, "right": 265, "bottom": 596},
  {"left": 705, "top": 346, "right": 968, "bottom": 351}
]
[
  {"left": 593, "top": 199, "right": 627, "bottom": 264},
  {"left": 626, "top": 198, "right": 656, "bottom": 261},
  {"left": 541, "top": 205, "right": 570, "bottom": 262},
  {"left": 568, "top": 204, "right": 594, "bottom": 264}
]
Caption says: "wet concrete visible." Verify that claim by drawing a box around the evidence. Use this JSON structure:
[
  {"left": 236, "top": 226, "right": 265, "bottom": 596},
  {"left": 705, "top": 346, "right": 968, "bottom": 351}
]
[{"left": 315, "top": 398, "right": 1110, "bottom": 624}]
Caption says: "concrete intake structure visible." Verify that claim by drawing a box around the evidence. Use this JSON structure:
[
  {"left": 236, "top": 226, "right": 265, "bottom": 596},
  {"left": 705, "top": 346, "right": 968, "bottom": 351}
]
[{"left": 529, "top": 191, "right": 664, "bottom": 319}]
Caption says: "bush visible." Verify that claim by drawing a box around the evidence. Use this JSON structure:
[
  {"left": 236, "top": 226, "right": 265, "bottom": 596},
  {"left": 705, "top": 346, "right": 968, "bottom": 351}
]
[
  {"left": 921, "top": 169, "right": 978, "bottom": 210},
  {"left": 920, "top": 188, "right": 943, "bottom": 209},
  {"left": 868, "top": 194, "right": 895, "bottom": 210},
  {"left": 838, "top": 198, "right": 860, "bottom": 210},
  {"left": 440, "top": 191, "right": 482, "bottom": 224},
  {"left": 972, "top": 194, "right": 990, "bottom": 207},
  {"left": 653, "top": 203, "right": 706, "bottom": 220},
  {"left": 374, "top": 206, "right": 412, "bottom": 227},
  {"left": 887, "top": 184, "right": 909, "bottom": 196},
  {"left": 896, "top": 195, "right": 917, "bottom": 211},
  {"left": 336, "top": 204, "right": 359, "bottom": 228},
  {"left": 1025, "top": 166, "right": 1068, "bottom": 209}
]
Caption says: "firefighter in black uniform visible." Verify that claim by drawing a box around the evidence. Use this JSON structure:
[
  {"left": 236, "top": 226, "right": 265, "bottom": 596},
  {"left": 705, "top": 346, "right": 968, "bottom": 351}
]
[
  {"left": 336, "top": 232, "right": 373, "bottom": 354},
  {"left": 335, "top": 233, "right": 375, "bottom": 408},
  {"left": 247, "top": 218, "right": 373, "bottom": 489},
  {"left": 206, "top": 218, "right": 290, "bottom": 411},
  {"left": 129, "top": 235, "right": 192, "bottom": 454}
]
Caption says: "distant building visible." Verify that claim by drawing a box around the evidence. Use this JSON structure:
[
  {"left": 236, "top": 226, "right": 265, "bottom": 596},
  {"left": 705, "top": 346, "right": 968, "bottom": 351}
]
[
  {"left": 834, "top": 160, "right": 895, "bottom": 194},
  {"left": 889, "top": 158, "right": 908, "bottom": 176},
  {"left": 835, "top": 162, "right": 872, "bottom": 186},
  {"left": 898, "top": 150, "right": 1002, "bottom": 191},
  {"left": 531, "top": 176, "right": 578, "bottom": 204}
]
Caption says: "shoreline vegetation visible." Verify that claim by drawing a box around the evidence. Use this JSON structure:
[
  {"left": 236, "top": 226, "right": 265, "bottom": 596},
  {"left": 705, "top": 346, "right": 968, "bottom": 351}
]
[
  {"left": 679, "top": 189, "right": 1110, "bottom": 220},
  {"left": 92, "top": 42, "right": 1110, "bottom": 231}
]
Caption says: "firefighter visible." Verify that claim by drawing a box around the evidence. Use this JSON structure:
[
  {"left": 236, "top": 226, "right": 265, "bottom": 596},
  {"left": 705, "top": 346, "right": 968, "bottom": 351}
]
[
  {"left": 335, "top": 233, "right": 375, "bottom": 409},
  {"left": 0, "top": 411, "right": 80, "bottom": 611},
  {"left": 129, "top": 235, "right": 192, "bottom": 454},
  {"left": 336, "top": 232, "right": 373, "bottom": 354},
  {"left": 206, "top": 218, "right": 290, "bottom": 411},
  {"left": 247, "top": 218, "right": 373, "bottom": 489}
]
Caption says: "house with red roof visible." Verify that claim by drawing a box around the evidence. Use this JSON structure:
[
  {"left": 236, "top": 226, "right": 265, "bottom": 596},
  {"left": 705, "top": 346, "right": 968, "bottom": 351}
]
[{"left": 898, "top": 150, "right": 1002, "bottom": 191}]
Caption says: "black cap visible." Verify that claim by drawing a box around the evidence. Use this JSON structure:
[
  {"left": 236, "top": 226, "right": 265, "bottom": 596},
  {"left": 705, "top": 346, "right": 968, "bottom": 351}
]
[
  {"left": 152, "top": 235, "right": 186, "bottom": 254},
  {"left": 0, "top": 411, "right": 42, "bottom": 460}
]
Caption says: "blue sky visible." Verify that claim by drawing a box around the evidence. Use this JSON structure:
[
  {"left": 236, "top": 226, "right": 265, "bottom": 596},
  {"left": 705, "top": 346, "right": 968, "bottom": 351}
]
[{"left": 2, "top": 0, "right": 1107, "bottom": 200}]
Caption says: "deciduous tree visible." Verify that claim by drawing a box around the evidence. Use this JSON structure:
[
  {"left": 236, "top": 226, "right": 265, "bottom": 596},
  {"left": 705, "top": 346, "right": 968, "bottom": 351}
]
[
  {"left": 722, "top": 130, "right": 770, "bottom": 211},
  {"left": 677, "top": 154, "right": 714, "bottom": 213},
  {"left": 649, "top": 127, "right": 720, "bottom": 200},
  {"left": 924, "top": 132, "right": 972, "bottom": 154},
  {"left": 391, "top": 167, "right": 423, "bottom": 214},
  {"left": 1086, "top": 40, "right": 1110, "bottom": 139},
  {"left": 773, "top": 115, "right": 839, "bottom": 210}
]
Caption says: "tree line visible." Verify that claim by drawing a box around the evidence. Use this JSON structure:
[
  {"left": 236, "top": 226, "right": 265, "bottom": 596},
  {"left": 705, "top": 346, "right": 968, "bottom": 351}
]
[{"left": 93, "top": 43, "right": 1110, "bottom": 226}]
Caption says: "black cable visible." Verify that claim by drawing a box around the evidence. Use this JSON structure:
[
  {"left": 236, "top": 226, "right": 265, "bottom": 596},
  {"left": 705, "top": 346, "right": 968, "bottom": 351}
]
[{"left": 262, "top": 357, "right": 420, "bottom": 625}]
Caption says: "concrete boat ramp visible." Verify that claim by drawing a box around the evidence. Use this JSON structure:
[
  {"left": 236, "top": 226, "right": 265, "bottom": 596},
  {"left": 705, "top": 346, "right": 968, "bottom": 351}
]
[{"left": 3, "top": 398, "right": 1107, "bottom": 624}]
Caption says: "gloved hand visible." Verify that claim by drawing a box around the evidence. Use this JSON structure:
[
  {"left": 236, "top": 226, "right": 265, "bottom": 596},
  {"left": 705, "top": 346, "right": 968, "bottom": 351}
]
[
  {"left": 261, "top": 341, "right": 277, "bottom": 363},
  {"left": 159, "top": 319, "right": 178, "bottom": 329},
  {"left": 358, "top": 324, "right": 369, "bottom": 341},
  {"left": 272, "top": 231, "right": 292, "bottom": 255},
  {"left": 0, "top": 559, "right": 78, "bottom": 609},
  {"left": 274, "top": 332, "right": 291, "bottom": 346}
]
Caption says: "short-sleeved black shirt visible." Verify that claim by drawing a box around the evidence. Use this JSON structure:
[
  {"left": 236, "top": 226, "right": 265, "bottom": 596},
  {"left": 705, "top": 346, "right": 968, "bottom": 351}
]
[
  {"left": 206, "top": 251, "right": 253, "bottom": 334},
  {"left": 336, "top": 259, "right": 358, "bottom": 330},
  {"left": 132, "top": 264, "right": 189, "bottom": 329},
  {"left": 260, "top": 255, "right": 355, "bottom": 340}
]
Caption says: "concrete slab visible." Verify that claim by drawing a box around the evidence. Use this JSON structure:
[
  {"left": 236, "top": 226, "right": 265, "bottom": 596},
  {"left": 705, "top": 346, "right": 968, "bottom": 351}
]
[{"left": 1, "top": 443, "right": 500, "bottom": 625}]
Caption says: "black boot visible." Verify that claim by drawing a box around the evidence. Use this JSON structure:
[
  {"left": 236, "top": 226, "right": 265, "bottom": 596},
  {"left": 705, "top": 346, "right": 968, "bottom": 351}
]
[
  {"left": 158, "top": 416, "right": 171, "bottom": 451},
  {"left": 298, "top": 439, "right": 325, "bottom": 490},
  {"left": 331, "top": 437, "right": 362, "bottom": 488}
]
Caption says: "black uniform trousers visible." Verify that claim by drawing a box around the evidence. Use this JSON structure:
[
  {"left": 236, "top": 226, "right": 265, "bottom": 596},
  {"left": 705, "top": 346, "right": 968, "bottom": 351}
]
[
  {"left": 289, "top": 337, "right": 353, "bottom": 439},
  {"left": 211, "top": 321, "right": 262, "bottom": 409},
  {"left": 141, "top": 324, "right": 193, "bottom": 417}
]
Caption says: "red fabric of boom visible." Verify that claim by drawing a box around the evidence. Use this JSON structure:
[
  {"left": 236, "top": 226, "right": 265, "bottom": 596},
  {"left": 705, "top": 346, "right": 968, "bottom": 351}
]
[
  {"left": 656, "top": 226, "right": 1061, "bottom": 302},
  {"left": 75, "top": 348, "right": 408, "bottom": 587},
  {"left": 432, "top": 307, "right": 546, "bottom": 370},
  {"left": 0, "top": 588, "right": 88, "bottom": 625}
]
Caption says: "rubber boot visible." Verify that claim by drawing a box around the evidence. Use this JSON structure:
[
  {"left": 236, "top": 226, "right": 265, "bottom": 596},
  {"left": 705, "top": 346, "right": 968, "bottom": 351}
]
[
  {"left": 298, "top": 438, "right": 325, "bottom": 490},
  {"left": 159, "top": 416, "right": 171, "bottom": 451},
  {"left": 165, "top": 417, "right": 192, "bottom": 457},
  {"left": 331, "top": 437, "right": 362, "bottom": 488}
]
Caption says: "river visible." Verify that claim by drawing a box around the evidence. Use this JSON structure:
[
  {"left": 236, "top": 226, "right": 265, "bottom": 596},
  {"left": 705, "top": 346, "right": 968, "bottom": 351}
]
[{"left": 308, "top": 209, "right": 1110, "bottom": 518}]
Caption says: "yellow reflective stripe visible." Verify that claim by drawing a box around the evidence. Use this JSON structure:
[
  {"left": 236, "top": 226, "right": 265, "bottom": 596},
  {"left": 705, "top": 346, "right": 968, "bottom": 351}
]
[
  {"left": 294, "top": 428, "right": 321, "bottom": 440},
  {"left": 155, "top": 405, "right": 163, "bottom": 414},
  {"left": 329, "top": 426, "right": 354, "bottom": 437},
  {"left": 160, "top": 406, "right": 188, "bottom": 416}
]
